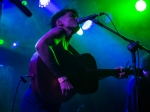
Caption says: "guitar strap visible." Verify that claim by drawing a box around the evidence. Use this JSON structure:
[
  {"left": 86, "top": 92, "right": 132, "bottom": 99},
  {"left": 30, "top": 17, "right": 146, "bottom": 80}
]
[{"left": 68, "top": 44, "right": 79, "bottom": 56}]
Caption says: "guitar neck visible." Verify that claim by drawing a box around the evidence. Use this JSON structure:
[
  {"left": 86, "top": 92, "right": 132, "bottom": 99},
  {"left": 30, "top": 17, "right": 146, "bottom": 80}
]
[{"left": 86, "top": 68, "right": 143, "bottom": 78}]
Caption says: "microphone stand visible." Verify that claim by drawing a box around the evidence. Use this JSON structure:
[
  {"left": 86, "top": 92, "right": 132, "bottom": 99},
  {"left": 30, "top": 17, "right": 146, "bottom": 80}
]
[
  {"left": 93, "top": 19, "right": 150, "bottom": 112},
  {"left": 92, "top": 20, "right": 150, "bottom": 53}
]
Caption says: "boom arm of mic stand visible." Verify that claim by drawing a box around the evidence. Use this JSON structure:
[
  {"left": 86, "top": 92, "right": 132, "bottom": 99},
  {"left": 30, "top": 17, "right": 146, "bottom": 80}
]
[{"left": 92, "top": 19, "right": 150, "bottom": 53}]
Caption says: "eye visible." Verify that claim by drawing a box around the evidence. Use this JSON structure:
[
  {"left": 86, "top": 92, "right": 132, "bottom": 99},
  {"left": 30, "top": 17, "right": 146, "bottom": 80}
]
[{"left": 69, "top": 14, "right": 75, "bottom": 17}]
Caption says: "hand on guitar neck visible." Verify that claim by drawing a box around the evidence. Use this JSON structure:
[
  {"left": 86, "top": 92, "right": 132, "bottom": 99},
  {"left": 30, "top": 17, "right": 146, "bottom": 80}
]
[{"left": 114, "top": 66, "right": 125, "bottom": 78}]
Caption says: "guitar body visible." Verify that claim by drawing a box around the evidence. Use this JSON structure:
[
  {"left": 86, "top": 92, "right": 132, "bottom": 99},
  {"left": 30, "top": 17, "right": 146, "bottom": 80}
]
[{"left": 30, "top": 52, "right": 99, "bottom": 104}]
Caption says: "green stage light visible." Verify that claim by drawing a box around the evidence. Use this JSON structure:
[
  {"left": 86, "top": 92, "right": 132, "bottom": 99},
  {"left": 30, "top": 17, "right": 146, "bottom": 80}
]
[
  {"left": 136, "top": 0, "right": 146, "bottom": 12},
  {"left": 21, "top": 0, "right": 27, "bottom": 6},
  {"left": 0, "top": 39, "right": 4, "bottom": 45}
]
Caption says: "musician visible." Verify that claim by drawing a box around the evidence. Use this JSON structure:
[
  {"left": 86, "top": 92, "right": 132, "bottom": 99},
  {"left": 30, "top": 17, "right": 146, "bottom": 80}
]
[
  {"left": 21, "top": 6, "right": 125, "bottom": 112},
  {"left": 126, "top": 53, "right": 150, "bottom": 112}
]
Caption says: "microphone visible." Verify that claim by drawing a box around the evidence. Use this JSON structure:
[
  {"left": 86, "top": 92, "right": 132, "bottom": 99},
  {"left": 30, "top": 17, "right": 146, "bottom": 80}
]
[{"left": 77, "top": 13, "right": 104, "bottom": 24}]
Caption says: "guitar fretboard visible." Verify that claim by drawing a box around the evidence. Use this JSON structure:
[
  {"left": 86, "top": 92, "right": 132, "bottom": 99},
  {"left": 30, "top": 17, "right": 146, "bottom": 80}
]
[{"left": 85, "top": 68, "right": 143, "bottom": 78}]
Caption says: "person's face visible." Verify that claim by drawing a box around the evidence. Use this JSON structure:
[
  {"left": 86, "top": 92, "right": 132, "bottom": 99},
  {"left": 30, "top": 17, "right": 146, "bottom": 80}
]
[
  {"left": 57, "top": 12, "right": 80, "bottom": 33},
  {"left": 143, "top": 70, "right": 150, "bottom": 81}
]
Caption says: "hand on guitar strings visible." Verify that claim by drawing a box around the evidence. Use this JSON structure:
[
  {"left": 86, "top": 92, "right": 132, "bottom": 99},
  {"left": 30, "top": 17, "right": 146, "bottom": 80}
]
[{"left": 114, "top": 66, "right": 125, "bottom": 78}]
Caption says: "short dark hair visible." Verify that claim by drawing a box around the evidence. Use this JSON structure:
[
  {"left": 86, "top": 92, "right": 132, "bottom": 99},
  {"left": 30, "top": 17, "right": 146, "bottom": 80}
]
[
  {"left": 49, "top": 6, "right": 79, "bottom": 28},
  {"left": 141, "top": 53, "right": 150, "bottom": 71}
]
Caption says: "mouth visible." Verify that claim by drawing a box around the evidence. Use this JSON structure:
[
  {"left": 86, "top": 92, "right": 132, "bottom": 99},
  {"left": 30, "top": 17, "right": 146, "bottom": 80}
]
[
  {"left": 74, "top": 20, "right": 78, "bottom": 24},
  {"left": 75, "top": 19, "right": 79, "bottom": 24},
  {"left": 73, "top": 21, "right": 79, "bottom": 26}
]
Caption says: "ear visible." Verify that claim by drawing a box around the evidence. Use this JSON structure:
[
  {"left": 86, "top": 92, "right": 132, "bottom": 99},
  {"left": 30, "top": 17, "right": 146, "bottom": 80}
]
[{"left": 56, "top": 20, "right": 63, "bottom": 27}]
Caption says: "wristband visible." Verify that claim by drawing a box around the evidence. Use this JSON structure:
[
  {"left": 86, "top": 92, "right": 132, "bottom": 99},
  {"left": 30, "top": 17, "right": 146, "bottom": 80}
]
[{"left": 58, "top": 76, "right": 67, "bottom": 83}]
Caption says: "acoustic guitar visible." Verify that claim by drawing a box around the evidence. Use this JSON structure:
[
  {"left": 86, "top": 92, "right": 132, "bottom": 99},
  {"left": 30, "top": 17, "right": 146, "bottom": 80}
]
[{"left": 30, "top": 52, "right": 142, "bottom": 104}]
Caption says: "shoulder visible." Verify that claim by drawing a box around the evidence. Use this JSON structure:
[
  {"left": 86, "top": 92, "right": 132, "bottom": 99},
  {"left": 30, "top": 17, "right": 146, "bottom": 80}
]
[
  {"left": 128, "top": 76, "right": 135, "bottom": 85},
  {"left": 126, "top": 76, "right": 143, "bottom": 93},
  {"left": 36, "top": 27, "right": 66, "bottom": 45},
  {"left": 40, "top": 26, "right": 67, "bottom": 42},
  {"left": 126, "top": 76, "right": 136, "bottom": 93}
]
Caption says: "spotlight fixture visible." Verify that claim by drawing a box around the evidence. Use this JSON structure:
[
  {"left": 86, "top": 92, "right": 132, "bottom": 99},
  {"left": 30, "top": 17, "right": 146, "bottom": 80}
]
[
  {"left": 136, "top": 0, "right": 146, "bottom": 12},
  {"left": 39, "top": 0, "right": 50, "bottom": 8}
]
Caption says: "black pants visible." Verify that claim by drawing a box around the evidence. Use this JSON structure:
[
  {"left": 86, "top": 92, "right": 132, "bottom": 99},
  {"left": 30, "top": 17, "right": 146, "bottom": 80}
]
[{"left": 21, "top": 87, "right": 61, "bottom": 112}]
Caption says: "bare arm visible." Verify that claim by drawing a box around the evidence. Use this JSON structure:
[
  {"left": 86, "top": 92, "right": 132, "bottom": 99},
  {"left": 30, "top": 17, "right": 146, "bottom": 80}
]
[
  {"left": 35, "top": 26, "right": 66, "bottom": 78},
  {"left": 36, "top": 27, "right": 74, "bottom": 96}
]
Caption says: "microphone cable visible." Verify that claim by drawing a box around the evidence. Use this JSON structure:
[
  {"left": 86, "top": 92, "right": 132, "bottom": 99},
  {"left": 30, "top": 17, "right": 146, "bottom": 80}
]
[
  {"left": 101, "top": 13, "right": 120, "bottom": 34},
  {"left": 11, "top": 75, "right": 32, "bottom": 112}
]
